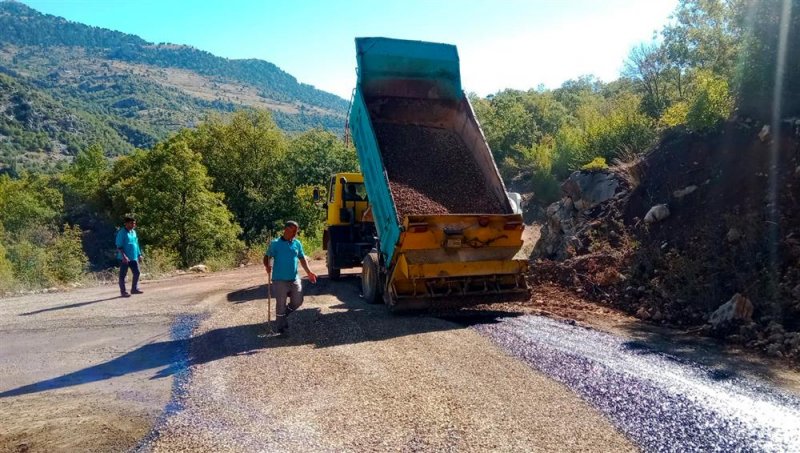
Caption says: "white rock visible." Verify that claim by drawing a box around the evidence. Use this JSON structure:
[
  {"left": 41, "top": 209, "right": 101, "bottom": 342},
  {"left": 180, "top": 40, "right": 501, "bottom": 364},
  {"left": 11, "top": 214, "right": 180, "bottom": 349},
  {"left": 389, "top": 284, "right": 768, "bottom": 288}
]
[
  {"left": 709, "top": 293, "right": 754, "bottom": 328},
  {"left": 673, "top": 185, "right": 697, "bottom": 199},
  {"left": 189, "top": 264, "right": 209, "bottom": 273},
  {"left": 759, "top": 125, "right": 771, "bottom": 142},
  {"left": 644, "top": 204, "right": 670, "bottom": 224}
]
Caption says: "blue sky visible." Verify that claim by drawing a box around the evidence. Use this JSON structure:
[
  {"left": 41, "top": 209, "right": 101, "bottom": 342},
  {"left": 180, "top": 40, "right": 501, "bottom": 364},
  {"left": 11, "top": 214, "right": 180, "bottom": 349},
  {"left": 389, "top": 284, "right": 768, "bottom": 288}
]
[{"left": 23, "top": 0, "right": 678, "bottom": 99}]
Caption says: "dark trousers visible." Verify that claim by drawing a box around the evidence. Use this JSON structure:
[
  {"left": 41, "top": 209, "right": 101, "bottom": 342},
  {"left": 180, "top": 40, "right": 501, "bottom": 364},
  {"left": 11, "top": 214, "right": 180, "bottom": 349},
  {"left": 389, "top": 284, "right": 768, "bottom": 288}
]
[{"left": 119, "top": 260, "right": 140, "bottom": 294}]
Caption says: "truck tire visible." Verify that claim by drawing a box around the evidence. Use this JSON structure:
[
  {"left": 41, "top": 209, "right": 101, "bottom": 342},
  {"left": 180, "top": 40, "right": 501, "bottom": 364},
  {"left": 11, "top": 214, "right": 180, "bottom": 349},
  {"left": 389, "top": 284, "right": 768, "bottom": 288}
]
[
  {"left": 362, "top": 252, "right": 381, "bottom": 304},
  {"left": 327, "top": 246, "right": 341, "bottom": 280}
]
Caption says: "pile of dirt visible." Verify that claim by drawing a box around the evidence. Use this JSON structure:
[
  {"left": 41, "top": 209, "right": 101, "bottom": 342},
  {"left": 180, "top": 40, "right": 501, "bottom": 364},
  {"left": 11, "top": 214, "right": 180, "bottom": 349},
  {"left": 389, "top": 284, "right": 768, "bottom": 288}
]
[
  {"left": 374, "top": 123, "right": 505, "bottom": 218},
  {"left": 531, "top": 120, "right": 800, "bottom": 361}
]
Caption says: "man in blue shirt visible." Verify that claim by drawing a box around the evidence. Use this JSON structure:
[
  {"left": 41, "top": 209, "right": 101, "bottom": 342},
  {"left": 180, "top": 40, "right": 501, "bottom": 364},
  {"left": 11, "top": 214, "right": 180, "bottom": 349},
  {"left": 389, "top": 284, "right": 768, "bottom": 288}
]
[
  {"left": 116, "top": 216, "right": 143, "bottom": 297},
  {"left": 264, "top": 220, "right": 317, "bottom": 335}
]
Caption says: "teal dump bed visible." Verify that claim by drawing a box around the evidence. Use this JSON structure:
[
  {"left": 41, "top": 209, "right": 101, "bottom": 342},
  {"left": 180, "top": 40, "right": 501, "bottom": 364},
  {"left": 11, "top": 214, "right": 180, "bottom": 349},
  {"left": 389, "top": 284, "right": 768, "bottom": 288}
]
[
  {"left": 355, "top": 37, "right": 462, "bottom": 101},
  {"left": 349, "top": 37, "right": 511, "bottom": 265}
]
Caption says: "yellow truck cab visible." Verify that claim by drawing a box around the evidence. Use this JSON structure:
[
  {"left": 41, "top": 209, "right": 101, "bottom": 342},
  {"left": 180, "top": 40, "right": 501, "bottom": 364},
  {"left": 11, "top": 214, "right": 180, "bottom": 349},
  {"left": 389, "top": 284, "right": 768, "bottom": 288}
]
[{"left": 321, "top": 172, "right": 376, "bottom": 279}]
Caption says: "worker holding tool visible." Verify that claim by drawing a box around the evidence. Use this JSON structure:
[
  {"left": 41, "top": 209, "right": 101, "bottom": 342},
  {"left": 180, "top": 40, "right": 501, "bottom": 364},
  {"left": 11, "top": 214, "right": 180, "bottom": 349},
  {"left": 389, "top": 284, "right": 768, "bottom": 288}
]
[{"left": 264, "top": 220, "right": 317, "bottom": 336}]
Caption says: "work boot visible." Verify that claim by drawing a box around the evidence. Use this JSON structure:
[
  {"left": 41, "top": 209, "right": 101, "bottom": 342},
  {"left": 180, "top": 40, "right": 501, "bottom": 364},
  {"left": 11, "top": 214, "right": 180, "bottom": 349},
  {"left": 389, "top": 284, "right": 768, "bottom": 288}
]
[
  {"left": 276, "top": 325, "right": 289, "bottom": 338},
  {"left": 121, "top": 292, "right": 131, "bottom": 298},
  {"left": 131, "top": 289, "right": 144, "bottom": 294}
]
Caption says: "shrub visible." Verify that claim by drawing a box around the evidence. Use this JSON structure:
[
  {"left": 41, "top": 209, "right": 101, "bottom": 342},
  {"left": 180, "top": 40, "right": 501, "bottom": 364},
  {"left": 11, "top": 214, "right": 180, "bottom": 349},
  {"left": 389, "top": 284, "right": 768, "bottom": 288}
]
[
  {"left": 581, "top": 157, "right": 609, "bottom": 171},
  {"left": 47, "top": 224, "right": 88, "bottom": 283},
  {"left": 8, "top": 240, "right": 52, "bottom": 288},
  {"left": 0, "top": 240, "right": 15, "bottom": 293},
  {"left": 140, "top": 246, "right": 178, "bottom": 278},
  {"left": 660, "top": 101, "right": 689, "bottom": 128},
  {"left": 685, "top": 71, "right": 733, "bottom": 133}
]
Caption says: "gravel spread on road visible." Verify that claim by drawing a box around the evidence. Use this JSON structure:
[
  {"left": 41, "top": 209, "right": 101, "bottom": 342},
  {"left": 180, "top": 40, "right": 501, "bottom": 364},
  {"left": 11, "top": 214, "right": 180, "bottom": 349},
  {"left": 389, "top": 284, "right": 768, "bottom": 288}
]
[
  {"left": 473, "top": 315, "right": 800, "bottom": 452},
  {"left": 141, "top": 272, "right": 634, "bottom": 452}
]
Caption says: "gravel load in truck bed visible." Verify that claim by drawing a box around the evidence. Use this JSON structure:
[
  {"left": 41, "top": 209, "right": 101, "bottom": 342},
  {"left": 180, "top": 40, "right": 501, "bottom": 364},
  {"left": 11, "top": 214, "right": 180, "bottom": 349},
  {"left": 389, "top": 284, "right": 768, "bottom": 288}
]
[{"left": 374, "top": 122, "right": 506, "bottom": 218}]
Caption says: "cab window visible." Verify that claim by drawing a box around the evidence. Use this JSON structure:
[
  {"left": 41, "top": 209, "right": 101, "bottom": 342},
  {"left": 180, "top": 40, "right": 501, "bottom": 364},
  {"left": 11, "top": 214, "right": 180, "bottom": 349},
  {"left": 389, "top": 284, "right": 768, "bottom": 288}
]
[{"left": 344, "top": 182, "right": 367, "bottom": 202}]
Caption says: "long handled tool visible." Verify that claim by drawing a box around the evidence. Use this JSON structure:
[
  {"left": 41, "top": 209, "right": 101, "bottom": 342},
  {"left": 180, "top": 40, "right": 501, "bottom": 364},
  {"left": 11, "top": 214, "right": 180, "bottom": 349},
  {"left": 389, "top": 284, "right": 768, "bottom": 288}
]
[{"left": 266, "top": 273, "right": 275, "bottom": 334}]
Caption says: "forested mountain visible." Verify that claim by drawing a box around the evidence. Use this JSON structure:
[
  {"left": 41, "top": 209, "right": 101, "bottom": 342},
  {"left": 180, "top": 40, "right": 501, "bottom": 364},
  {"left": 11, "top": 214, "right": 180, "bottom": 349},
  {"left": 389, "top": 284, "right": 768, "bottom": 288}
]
[{"left": 0, "top": 1, "right": 349, "bottom": 171}]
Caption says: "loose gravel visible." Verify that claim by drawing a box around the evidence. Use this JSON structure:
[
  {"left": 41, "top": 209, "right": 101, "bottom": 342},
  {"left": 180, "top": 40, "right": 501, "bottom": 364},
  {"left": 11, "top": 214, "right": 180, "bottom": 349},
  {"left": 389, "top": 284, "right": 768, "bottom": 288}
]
[
  {"left": 374, "top": 122, "right": 506, "bottom": 218},
  {"left": 141, "top": 272, "right": 634, "bottom": 452},
  {"left": 472, "top": 315, "right": 800, "bottom": 452}
]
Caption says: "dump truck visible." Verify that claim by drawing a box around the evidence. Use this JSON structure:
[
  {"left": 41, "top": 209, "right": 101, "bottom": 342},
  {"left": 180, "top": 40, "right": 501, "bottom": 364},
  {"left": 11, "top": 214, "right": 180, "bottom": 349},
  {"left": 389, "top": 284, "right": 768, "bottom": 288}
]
[
  {"left": 320, "top": 172, "right": 375, "bottom": 280},
  {"left": 342, "top": 37, "right": 529, "bottom": 311}
]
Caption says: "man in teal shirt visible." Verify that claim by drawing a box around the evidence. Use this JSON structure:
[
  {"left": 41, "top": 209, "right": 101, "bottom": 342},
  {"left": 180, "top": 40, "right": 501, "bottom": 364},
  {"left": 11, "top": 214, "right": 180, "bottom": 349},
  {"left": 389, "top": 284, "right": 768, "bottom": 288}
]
[
  {"left": 116, "top": 216, "right": 143, "bottom": 297},
  {"left": 264, "top": 220, "right": 317, "bottom": 335}
]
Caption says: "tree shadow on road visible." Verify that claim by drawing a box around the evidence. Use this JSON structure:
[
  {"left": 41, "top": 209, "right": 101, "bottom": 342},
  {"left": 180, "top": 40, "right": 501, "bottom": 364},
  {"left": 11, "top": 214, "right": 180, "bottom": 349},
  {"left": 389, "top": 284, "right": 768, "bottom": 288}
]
[{"left": 1, "top": 274, "right": 520, "bottom": 399}]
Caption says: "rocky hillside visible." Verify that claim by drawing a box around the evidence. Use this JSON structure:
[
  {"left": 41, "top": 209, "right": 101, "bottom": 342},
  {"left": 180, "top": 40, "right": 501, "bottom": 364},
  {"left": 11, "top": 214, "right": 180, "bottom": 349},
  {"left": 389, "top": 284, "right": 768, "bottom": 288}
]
[
  {"left": 532, "top": 118, "right": 800, "bottom": 361},
  {"left": 0, "top": 1, "right": 348, "bottom": 171}
]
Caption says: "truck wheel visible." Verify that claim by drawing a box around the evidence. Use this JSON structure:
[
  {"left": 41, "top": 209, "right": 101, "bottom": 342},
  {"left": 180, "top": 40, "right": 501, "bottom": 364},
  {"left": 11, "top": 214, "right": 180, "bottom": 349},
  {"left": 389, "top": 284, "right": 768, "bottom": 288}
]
[
  {"left": 327, "top": 247, "right": 341, "bottom": 280},
  {"left": 362, "top": 252, "right": 381, "bottom": 304}
]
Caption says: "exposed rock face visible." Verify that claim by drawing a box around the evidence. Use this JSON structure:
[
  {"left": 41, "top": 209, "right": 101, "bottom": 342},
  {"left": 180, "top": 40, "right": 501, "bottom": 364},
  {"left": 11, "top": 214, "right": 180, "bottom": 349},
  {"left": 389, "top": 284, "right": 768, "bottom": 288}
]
[{"left": 535, "top": 170, "right": 625, "bottom": 259}]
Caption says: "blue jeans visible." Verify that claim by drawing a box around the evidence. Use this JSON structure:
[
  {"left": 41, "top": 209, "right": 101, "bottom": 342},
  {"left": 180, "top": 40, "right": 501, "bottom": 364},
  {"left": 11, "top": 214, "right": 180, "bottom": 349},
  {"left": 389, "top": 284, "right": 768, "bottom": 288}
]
[{"left": 119, "top": 260, "right": 140, "bottom": 294}]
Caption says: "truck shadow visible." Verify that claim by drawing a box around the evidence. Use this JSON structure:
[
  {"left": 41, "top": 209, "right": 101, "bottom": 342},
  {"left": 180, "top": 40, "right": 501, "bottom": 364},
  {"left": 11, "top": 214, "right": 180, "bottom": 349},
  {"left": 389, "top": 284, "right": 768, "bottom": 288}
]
[{"left": 1, "top": 275, "right": 518, "bottom": 399}]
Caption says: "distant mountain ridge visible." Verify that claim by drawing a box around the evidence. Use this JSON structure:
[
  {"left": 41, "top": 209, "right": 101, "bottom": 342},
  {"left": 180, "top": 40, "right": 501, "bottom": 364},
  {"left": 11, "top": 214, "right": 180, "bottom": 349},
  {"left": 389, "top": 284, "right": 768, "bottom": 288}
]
[{"left": 0, "top": 1, "right": 349, "bottom": 171}]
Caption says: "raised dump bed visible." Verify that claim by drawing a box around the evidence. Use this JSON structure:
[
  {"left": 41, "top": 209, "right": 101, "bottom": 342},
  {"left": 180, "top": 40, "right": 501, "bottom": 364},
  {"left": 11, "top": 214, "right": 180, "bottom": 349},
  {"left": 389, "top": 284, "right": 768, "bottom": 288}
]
[{"left": 349, "top": 37, "right": 529, "bottom": 309}]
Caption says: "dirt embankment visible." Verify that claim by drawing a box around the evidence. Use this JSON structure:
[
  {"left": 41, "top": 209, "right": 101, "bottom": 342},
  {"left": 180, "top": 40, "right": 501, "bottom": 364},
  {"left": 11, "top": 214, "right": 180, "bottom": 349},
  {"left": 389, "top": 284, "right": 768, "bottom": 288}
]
[{"left": 530, "top": 120, "right": 800, "bottom": 361}]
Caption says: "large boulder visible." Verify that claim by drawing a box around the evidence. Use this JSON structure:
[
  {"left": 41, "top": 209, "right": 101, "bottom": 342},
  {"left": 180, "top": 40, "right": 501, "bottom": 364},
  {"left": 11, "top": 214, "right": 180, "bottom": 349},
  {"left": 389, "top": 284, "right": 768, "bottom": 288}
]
[
  {"left": 709, "top": 293, "right": 754, "bottom": 331},
  {"left": 189, "top": 264, "right": 209, "bottom": 273},
  {"left": 560, "top": 171, "right": 620, "bottom": 211}
]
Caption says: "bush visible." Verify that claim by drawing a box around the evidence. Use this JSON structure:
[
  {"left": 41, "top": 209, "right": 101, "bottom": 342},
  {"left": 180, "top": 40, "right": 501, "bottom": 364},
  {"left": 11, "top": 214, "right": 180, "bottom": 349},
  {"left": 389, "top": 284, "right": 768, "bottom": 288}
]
[
  {"left": 298, "top": 228, "right": 324, "bottom": 259},
  {"left": 8, "top": 240, "right": 52, "bottom": 288},
  {"left": 685, "top": 71, "right": 733, "bottom": 133},
  {"left": 581, "top": 157, "right": 609, "bottom": 171},
  {"left": 660, "top": 101, "right": 689, "bottom": 128},
  {"left": 140, "top": 246, "right": 178, "bottom": 278},
  {"left": 47, "top": 224, "right": 88, "bottom": 283},
  {"left": 0, "top": 240, "right": 15, "bottom": 293}
]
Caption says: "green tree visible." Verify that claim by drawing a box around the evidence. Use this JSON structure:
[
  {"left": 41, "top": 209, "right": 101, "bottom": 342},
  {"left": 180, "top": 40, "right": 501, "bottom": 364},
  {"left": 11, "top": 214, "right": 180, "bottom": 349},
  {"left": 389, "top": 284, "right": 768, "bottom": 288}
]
[
  {"left": 624, "top": 43, "right": 671, "bottom": 117},
  {"left": 661, "top": 0, "right": 741, "bottom": 79},
  {"left": 734, "top": 0, "right": 800, "bottom": 119},
  {"left": 283, "top": 129, "right": 358, "bottom": 237},
  {"left": 0, "top": 173, "right": 62, "bottom": 238},
  {"left": 61, "top": 144, "right": 108, "bottom": 207},
  {"left": 107, "top": 139, "right": 242, "bottom": 267},
  {"left": 183, "top": 110, "right": 288, "bottom": 242},
  {"left": 685, "top": 70, "right": 734, "bottom": 132}
]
